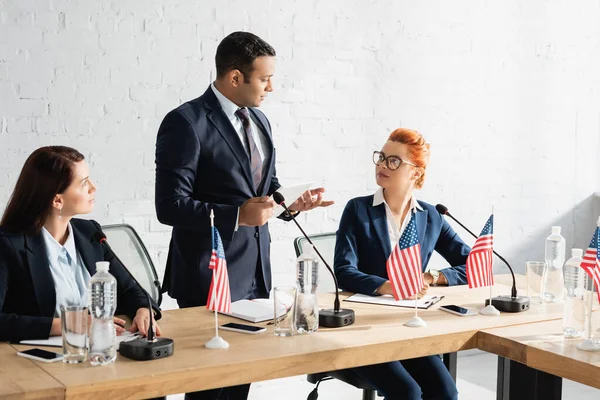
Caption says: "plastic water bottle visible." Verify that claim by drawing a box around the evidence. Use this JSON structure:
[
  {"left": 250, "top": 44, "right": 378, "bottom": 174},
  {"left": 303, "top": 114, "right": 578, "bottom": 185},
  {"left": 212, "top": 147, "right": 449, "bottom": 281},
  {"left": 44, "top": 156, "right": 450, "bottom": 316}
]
[
  {"left": 541, "top": 226, "right": 565, "bottom": 303},
  {"left": 88, "top": 261, "right": 117, "bottom": 365},
  {"left": 294, "top": 243, "right": 319, "bottom": 334},
  {"left": 562, "top": 248, "right": 586, "bottom": 338}
]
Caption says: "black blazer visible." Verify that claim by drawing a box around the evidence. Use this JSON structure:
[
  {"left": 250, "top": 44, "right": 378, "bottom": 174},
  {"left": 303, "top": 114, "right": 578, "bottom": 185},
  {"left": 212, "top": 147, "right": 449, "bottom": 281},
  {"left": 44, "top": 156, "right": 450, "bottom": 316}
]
[
  {"left": 155, "top": 85, "right": 284, "bottom": 305},
  {"left": 0, "top": 218, "right": 161, "bottom": 342}
]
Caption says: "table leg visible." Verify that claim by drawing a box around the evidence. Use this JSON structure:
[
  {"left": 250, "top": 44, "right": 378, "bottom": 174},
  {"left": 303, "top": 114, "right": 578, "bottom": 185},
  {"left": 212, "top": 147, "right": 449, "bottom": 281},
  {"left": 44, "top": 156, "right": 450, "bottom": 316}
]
[
  {"left": 496, "top": 356, "right": 562, "bottom": 400},
  {"left": 443, "top": 352, "right": 458, "bottom": 382}
]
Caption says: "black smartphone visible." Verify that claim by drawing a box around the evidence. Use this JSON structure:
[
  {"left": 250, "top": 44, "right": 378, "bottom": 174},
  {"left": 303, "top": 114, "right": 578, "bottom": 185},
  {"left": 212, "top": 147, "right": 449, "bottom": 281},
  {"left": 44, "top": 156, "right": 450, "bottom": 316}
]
[
  {"left": 17, "top": 348, "right": 64, "bottom": 363},
  {"left": 220, "top": 322, "right": 266, "bottom": 334},
  {"left": 439, "top": 304, "right": 476, "bottom": 317}
]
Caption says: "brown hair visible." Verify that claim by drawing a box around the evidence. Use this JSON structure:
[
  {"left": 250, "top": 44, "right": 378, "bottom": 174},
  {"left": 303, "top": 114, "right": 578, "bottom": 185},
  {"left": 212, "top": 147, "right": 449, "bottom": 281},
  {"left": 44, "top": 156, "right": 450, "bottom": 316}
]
[
  {"left": 388, "top": 128, "right": 430, "bottom": 189},
  {"left": 0, "top": 146, "right": 85, "bottom": 235}
]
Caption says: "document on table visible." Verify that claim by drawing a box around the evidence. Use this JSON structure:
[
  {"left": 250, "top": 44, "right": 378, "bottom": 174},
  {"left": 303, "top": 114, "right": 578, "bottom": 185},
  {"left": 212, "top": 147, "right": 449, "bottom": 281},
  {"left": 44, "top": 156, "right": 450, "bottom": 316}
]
[
  {"left": 220, "top": 298, "right": 287, "bottom": 323},
  {"left": 344, "top": 293, "right": 444, "bottom": 309},
  {"left": 19, "top": 330, "right": 141, "bottom": 348}
]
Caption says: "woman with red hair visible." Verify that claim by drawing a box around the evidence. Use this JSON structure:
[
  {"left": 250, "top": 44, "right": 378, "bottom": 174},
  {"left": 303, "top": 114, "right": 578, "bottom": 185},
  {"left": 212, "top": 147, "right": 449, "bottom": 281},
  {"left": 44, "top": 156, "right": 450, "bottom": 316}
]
[{"left": 334, "top": 128, "right": 469, "bottom": 400}]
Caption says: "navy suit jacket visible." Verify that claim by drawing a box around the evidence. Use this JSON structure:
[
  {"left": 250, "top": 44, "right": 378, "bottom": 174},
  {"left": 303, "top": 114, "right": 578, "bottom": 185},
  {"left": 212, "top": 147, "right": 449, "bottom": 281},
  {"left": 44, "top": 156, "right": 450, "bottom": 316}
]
[
  {"left": 155, "top": 86, "right": 282, "bottom": 305},
  {"left": 334, "top": 195, "right": 470, "bottom": 295},
  {"left": 0, "top": 218, "right": 160, "bottom": 342}
]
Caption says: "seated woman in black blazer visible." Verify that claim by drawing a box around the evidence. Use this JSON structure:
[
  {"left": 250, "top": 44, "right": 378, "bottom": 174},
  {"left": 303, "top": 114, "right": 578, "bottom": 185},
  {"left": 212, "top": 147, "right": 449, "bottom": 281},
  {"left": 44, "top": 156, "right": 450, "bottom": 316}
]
[{"left": 0, "top": 146, "right": 161, "bottom": 342}]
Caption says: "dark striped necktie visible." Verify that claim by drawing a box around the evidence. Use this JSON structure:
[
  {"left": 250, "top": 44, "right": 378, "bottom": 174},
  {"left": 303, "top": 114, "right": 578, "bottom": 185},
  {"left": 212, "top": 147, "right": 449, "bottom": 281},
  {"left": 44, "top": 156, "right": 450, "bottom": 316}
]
[{"left": 235, "top": 107, "right": 263, "bottom": 191}]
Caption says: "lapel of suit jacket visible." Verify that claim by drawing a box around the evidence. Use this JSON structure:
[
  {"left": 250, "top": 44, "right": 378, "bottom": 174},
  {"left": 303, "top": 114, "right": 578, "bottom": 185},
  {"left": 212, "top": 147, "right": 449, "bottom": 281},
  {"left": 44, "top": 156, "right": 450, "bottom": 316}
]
[
  {"left": 23, "top": 232, "right": 56, "bottom": 317},
  {"left": 248, "top": 107, "right": 274, "bottom": 196},
  {"left": 71, "top": 222, "right": 99, "bottom": 277},
  {"left": 367, "top": 202, "right": 393, "bottom": 258},
  {"left": 415, "top": 206, "right": 428, "bottom": 252},
  {"left": 203, "top": 87, "right": 256, "bottom": 194}
]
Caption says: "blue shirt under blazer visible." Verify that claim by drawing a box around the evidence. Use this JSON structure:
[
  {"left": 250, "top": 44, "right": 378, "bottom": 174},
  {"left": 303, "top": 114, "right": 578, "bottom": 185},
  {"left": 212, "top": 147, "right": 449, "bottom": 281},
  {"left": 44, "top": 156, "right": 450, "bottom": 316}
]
[{"left": 334, "top": 195, "right": 471, "bottom": 294}]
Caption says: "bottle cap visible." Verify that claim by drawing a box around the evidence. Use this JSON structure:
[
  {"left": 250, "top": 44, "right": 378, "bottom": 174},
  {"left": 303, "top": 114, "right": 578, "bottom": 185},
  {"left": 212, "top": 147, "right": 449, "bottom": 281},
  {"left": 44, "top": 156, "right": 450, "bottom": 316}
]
[
  {"left": 571, "top": 248, "right": 583, "bottom": 257},
  {"left": 95, "top": 261, "right": 110, "bottom": 272},
  {"left": 301, "top": 242, "right": 315, "bottom": 259},
  {"left": 551, "top": 226, "right": 561, "bottom": 234}
]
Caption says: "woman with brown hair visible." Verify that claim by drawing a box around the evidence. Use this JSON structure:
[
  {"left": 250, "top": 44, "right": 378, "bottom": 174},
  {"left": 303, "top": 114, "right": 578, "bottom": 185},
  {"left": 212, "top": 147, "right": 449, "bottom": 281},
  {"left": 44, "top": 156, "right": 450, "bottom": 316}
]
[
  {"left": 334, "top": 128, "right": 470, "bottom": 400},
  {"left": 0, "top": 146, "right": 161, "bottom": 342}
]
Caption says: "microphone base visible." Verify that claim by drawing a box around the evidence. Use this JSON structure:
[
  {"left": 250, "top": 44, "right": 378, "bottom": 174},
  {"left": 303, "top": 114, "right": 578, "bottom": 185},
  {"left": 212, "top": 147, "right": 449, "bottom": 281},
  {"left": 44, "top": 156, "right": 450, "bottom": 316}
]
[
  {"left": 485, "top": 295, "right": 530, "bottom": 313},
  {"left": 319, "top": 308, "right": 355, "bottom": 328},
  {"left": 119, "top": 337, "right": 175, "bottom": 361}
]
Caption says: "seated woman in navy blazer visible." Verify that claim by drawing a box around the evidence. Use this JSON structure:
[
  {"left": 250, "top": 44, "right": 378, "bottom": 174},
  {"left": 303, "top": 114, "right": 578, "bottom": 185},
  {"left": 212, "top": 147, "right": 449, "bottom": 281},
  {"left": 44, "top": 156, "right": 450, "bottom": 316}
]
[
  {"left": 334, "top": 128, "right": 471, "bottom": 400},
  {"left": 0, "top": 146, "right": 161, "bottom": 342}
]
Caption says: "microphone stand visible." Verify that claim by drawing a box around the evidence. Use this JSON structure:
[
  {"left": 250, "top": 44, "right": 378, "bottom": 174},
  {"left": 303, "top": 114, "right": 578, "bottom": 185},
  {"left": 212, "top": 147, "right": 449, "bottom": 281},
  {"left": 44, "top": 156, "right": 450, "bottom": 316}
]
[
  {"left": 274, "top": 194, "right": 355, "bottom": 328},
  {"left": 436, "top": 205, "right": 530, "bottom": 313}
]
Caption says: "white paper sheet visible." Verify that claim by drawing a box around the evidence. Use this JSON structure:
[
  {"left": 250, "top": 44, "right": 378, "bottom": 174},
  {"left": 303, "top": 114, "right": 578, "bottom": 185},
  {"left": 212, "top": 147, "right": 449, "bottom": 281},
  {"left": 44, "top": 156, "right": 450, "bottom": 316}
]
[
  {"left": 270, "top": 182, "right": 314, "bottom": 218},
  {"left": 344, "top": 293, "right": 444, "bottom": 309}
]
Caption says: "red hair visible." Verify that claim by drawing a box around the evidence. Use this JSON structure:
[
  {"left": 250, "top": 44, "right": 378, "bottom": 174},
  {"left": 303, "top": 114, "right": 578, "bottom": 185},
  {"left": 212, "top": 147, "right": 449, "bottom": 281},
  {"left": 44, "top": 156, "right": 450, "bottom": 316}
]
[{"left": 388, "top": 128, "right": 430, "bottom": 189}]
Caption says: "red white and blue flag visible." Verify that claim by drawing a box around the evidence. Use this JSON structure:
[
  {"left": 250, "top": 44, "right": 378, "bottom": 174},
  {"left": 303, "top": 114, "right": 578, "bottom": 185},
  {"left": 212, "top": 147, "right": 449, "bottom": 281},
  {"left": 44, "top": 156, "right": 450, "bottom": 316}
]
[
  {"left": 580, "top": 225, "right": 600, "bottom": 304},
  {"left": 466, "top": 215, "right": 495, "bottom": 288},
  {"left": 386, "top": 214, "right": 424, "bottom": 300},
  {"left": 207, "top": 226, "right": 231, "bottom": 313}
]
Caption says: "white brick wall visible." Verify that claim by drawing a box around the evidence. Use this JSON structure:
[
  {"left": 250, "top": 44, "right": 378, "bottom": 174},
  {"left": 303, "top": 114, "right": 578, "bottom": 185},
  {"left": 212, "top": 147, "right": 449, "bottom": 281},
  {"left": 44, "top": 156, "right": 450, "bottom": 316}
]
[{"left": 1, "top": 0, "right": 600, "bottom": 291}]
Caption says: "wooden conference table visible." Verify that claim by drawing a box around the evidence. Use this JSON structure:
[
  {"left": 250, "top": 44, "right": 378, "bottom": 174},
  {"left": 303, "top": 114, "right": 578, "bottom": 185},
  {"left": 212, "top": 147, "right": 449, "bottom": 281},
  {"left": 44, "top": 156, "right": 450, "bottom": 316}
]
[{"left": 2, "top": 278, "right": 571, "bottom": 399}]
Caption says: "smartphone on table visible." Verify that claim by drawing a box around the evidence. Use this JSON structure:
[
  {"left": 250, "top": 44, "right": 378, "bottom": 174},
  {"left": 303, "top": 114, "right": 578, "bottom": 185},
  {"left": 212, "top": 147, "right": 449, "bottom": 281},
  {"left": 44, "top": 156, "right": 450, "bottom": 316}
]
[
  {"left": 221, "top": 322, "right": 266, "bottom": 334},
  {"left": 439, "top": 304, "right": 477, "bottom": 317},
  {"left": 17, "top": 348, "right": 64, "bottom": 363}
]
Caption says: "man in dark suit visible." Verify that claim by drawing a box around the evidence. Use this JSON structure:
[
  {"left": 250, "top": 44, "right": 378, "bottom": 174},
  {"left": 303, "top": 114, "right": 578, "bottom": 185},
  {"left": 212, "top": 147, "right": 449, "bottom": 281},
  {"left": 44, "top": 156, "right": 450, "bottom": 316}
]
[{"left": 155, "top": 32, "right": 331, "bottom": 400}]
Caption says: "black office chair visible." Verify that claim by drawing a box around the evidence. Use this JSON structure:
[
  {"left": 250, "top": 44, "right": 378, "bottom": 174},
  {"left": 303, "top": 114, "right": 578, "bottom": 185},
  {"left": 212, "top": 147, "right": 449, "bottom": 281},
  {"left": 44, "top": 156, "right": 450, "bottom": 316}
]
[
  {"left": 101, "top": 223, "right": 163, "bottom": 306},
  {"left": 294, "top": 233, "right": 458, "bottom": 400}
]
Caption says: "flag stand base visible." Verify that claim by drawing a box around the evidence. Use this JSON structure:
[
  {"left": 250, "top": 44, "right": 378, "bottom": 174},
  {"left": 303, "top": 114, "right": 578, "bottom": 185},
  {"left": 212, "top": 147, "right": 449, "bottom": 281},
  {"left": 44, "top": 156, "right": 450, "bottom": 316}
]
[
  {"left": 480, "top": 304, "right": 500, "bottom": 316},
  {"left": 577, "top": 339, "right": 600, "bottom": 352},
  {"left": 404, "top": 316, "right": 427, "bottom": 327},
  {"left": 205, "top": 336, "right": 229, "bottom": 349}
]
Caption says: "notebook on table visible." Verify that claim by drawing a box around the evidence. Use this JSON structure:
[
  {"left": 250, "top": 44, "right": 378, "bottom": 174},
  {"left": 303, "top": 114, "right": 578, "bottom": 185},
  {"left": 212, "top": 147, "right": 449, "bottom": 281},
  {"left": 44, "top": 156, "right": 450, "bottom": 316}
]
[
  {"left": 344, "top": 293, "right": 444, "bottom": 309},
  {"left": 220, "top": 298, "right": 287, "bottom": 323}
]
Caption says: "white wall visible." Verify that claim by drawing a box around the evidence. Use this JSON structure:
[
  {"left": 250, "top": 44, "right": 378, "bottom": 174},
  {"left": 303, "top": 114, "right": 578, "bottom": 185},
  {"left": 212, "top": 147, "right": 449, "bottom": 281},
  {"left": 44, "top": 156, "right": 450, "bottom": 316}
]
[{"left": 1, "top": 0, "right": 599, "bottom": 290}]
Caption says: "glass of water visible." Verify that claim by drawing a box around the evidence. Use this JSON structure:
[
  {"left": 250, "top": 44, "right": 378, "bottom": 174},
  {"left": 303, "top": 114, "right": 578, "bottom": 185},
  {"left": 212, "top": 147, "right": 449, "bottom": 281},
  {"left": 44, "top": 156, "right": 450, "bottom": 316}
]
[
  {"left": 273, "top": 286, "right": 296, "bottom": 337},
  {"left": 61, "top": 305, "right": 88, "bottom": 363},
  {"left": 526, "top": 261, "right": 546, "bottom": 304}
]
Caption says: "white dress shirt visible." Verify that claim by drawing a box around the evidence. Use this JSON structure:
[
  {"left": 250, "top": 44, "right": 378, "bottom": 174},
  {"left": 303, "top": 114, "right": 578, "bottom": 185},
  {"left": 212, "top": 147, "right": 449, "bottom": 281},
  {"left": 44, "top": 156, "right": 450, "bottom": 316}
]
[
  {"left": 211, "top": 83, "right": 272, "bottom": 230},
  {"left": 41, "top": 224, "right": 91, "bottom": 317},
  {"left": 210, "top": 83, "right": 269, "bottom": 162},
  {"left": 372, "top": 187, "right": 423, "bottom": 251}
]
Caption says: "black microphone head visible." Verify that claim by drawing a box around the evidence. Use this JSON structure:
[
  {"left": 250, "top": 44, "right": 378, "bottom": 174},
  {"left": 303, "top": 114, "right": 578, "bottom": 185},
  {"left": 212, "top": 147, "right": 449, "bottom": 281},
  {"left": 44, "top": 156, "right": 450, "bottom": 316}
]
[
  {"left": 273, "top": 192, "right": 285, "bottom": 205},
  {"left": 91, "top": 231, "right": 107, "bottom": 243},
  {"left": 435, "top": 204, "right": 449, "bottom": 215}
]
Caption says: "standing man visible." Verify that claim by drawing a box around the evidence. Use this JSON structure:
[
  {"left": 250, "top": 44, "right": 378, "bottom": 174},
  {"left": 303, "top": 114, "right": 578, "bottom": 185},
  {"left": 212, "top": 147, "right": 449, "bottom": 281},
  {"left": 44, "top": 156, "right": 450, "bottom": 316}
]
[{"left": 155, "top": 32, "right": 331, "bottom": 400}]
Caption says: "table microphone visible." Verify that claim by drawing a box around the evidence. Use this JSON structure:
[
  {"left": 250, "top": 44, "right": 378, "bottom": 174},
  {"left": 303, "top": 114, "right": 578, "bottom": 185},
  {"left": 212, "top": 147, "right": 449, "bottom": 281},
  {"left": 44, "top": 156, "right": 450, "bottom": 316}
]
[
  {"left": 90, "top": 231, "right": 175, "bottom": 359},
  {"left": 273, "top": 192, "right": 355, "bottom": 328},
  {"left": 435, "top": 204, "right": 530, "bottom": 313}
]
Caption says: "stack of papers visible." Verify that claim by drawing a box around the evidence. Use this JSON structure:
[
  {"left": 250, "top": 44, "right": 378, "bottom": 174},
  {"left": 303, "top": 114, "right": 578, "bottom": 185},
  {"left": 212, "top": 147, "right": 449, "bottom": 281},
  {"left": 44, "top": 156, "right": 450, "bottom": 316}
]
[
  {"left": 220, "top": 299, "right": 287, "bottom": 323},
  {"left": 344, "top": 293, "right": 444, "bottom": 309}
]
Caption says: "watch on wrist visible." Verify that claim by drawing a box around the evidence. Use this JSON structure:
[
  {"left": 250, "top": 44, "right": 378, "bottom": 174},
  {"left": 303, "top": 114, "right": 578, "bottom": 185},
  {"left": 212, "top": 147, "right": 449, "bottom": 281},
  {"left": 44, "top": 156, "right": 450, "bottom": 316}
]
[{"left": 429, "top": 269, "right": 440, "bottom": 285}]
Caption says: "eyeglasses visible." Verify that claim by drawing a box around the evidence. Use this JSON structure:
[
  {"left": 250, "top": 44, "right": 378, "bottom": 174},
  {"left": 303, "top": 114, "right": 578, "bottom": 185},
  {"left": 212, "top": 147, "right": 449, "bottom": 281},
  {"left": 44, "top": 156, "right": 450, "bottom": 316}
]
[{"left": 372, "top": 151, "right": 416, "bottom": 170}]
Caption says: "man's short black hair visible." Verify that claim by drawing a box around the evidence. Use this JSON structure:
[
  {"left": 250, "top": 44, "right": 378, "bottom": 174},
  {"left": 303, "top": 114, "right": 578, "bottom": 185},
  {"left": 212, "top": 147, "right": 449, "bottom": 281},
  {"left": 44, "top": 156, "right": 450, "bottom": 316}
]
[{"left": 215, "top": 31, "right": 276, "bottom": 82}]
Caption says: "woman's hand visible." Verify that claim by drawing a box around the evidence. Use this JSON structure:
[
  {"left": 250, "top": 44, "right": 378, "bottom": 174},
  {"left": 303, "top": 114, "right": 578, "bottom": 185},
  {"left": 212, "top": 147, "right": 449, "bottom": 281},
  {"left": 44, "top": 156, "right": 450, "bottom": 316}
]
[
  {"left": 377, "top": 281, "right": 429, "bottom": 299},
  {"left": 130, "top": 307, "right": 161, "bottom": 338},
  {"left": 50, "top": 318, "right": 62, "bottom": 336},
  {"left": 113, "top": 317, "right": 127, "bottom": 336}
]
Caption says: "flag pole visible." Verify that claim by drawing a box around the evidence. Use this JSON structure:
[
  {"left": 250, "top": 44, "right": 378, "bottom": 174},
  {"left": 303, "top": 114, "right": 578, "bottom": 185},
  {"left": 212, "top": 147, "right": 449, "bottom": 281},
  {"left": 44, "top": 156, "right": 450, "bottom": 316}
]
[
  {"left": 205, "top": 209, "right": 229, "bottom": 349},
  {"left": 480, "top": 209, "right": 500, "bottom": 316},
  {"left": 211, "top": 210, "right": 219, "bottom": 339}
]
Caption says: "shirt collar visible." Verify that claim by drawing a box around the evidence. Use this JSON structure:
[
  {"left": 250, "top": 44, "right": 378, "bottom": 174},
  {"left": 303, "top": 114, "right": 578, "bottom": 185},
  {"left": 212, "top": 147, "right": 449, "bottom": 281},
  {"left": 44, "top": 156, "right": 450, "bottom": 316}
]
[
  {"left": 211, "top": 82, "right": 243, "bottom": 120},
  {"left": 41, "top": 223, "right": 78, "bottom": 263},
  {"left": 372, "top": 187, "right": 423, "bottom": 211}
]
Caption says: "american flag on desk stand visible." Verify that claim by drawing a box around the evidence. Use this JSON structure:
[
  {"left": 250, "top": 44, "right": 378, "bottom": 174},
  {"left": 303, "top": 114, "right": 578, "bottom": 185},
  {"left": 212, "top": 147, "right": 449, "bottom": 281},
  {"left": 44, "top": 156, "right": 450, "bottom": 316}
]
[
  {"left": 207, "top": 219, "right": 231, "bottom": 314},
  {"left": 466, "top": 215, "right": 495, "bottom": 289},
  {"left": 386, "top": 213, "right": 424, "bottom": 301},
  {"left": 580, "top": 222, "right": 600, "bottom": 304}
]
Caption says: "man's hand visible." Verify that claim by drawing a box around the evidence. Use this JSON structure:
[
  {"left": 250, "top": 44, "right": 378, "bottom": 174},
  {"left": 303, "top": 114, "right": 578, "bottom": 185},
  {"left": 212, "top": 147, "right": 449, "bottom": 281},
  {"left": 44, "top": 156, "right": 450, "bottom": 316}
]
[
  {"left": 288, "top": 188, "right": 334, "bottom": 212},
  {"left": 239, "top": 196, "right": 276, "bottom": 227},
  {"left": 376, "top": 281, "right": 430, "bottom": 299}
]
